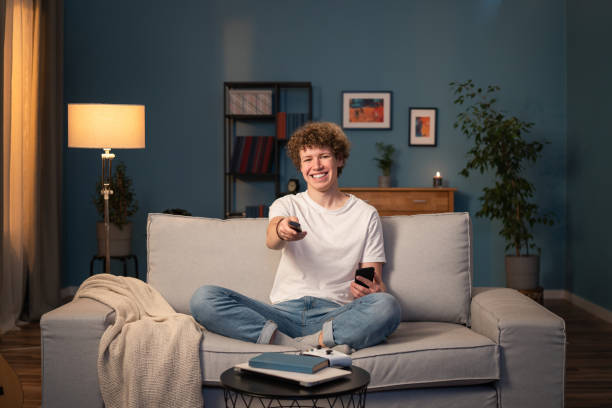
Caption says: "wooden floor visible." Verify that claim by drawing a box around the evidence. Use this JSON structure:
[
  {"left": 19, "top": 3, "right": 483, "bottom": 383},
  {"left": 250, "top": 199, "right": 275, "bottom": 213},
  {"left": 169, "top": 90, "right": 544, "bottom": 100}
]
[
  {"left": 546, "top": 299, "right": 612, "bottom": 408},
  {"left": 0, "top": 299, "right": 611, "bottom": 408},
  {"left": 0, "top": 321, "right": 41, "bottom": 408}
]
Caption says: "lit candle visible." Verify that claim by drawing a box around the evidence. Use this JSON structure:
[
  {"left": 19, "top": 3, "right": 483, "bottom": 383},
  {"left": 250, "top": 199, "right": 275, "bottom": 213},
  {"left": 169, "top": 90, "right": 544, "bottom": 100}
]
[{"left": 433, "top": 171, "right": 443, "bottom": 187}]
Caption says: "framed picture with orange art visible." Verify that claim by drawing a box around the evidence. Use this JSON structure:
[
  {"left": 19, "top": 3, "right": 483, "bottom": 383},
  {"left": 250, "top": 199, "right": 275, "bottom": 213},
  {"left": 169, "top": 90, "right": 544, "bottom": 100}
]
[
  {"left": 409, "top": 107, "right": 437, "bottom": 146},
  {"left": 341, "top": 91, "right": 392, "bottom": 130}
]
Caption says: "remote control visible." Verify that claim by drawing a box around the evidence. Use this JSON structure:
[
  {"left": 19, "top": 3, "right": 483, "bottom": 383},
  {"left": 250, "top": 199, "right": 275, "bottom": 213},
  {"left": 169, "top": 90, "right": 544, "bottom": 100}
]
[
  {"left": 288, "top": 221, "right": 302, "bottom": 233},
  {"left": 303, "top": 347, "right": 352, "bottom": 368}
]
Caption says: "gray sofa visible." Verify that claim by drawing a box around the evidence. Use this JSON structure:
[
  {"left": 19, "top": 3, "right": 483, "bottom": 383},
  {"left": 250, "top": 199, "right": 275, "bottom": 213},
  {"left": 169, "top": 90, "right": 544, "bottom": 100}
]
[{"left": 41, "top": 212, "right": 566, "bottom": 407}]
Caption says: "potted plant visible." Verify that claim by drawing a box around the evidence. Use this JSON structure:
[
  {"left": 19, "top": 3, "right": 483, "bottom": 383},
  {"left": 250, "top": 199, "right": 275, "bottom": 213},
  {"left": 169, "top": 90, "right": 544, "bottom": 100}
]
[
  {"left": 93, "top": 161, "right": 139, "bottom": 256},
  {"left": 374, "top": 142, "right": 395, "bottom": 188},
  {"left": 450, "top": 80, "right": 554, "bottom": 290}
]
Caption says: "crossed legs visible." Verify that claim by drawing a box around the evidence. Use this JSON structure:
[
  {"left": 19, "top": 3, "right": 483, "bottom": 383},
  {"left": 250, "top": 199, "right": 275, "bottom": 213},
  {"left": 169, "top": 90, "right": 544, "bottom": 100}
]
[{"left": 190, "top": 285, "right": 401, "bottom": 350}]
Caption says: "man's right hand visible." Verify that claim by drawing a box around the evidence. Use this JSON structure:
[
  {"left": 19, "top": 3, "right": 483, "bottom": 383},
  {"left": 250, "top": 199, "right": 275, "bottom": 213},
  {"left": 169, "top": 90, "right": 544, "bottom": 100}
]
[
  {"left": 276, "top": 216, "right": 307, "bottom": 241},
  {"left": 266, "top": 216, "right": 307, "bottom": 249}
]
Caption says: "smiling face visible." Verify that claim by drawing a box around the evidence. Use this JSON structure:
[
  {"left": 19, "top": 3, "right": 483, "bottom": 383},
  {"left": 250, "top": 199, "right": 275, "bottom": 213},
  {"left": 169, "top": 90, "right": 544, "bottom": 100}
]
[{"left": 299, "top": 146, "right": 344, "bottom": 193}]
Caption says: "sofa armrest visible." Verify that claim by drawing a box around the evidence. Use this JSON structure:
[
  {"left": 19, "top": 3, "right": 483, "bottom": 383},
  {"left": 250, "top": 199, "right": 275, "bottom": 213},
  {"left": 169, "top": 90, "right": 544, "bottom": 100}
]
[
  {"left": 40, "top": 297, "right": 115, "bottom": 408},
  {"left": 470, "top": 287, "right": 565, "bottom": 408}
]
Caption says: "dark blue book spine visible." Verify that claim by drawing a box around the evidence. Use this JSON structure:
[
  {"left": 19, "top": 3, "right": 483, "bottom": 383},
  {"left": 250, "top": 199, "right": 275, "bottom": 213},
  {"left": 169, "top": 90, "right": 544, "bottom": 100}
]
[{"left": 230, "top": 137, "right": 244, "bottom": 173}]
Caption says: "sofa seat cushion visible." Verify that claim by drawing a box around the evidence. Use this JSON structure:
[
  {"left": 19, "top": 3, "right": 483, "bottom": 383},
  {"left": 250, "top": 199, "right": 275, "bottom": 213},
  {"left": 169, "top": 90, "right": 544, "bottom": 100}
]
[
  {"left": 199, "top": 322, "right": 499, "bottom": 391},
  {"left": 352, "top": 322, "right": 499, "bottom": 390}
]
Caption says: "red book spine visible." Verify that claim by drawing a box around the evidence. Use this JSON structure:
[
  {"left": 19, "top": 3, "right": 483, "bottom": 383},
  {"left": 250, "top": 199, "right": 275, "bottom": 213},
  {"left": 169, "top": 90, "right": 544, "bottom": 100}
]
[
  {"left": 239, "top": 137, "right": 253, "bottom": 174},
  {"left": 276, "top": 112, "right": 287, "bottom": 140},
  {"left": 252, "top": 137, "right": 265, "bottom": 174},
  {"left": 247, "top": 137, "right": 259, "bottom": 174},
  {"left": 250, "top": 138, "right": 259, "bottom": 174},
  {"left": 261, "top": 137, "right": 274, "bottom": 174}
]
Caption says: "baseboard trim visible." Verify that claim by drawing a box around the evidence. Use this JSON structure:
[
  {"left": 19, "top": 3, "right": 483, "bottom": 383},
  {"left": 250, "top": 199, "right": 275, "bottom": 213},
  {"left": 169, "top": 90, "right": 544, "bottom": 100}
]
[
  {"left": 568, "top": 293, "right": 612, "bottom": 324},
  {"left": 545, "top": 289, "right": 612, "bottom": 324},
  {"left": 543, "top": 289, "right": 571, "bottom": 300}
]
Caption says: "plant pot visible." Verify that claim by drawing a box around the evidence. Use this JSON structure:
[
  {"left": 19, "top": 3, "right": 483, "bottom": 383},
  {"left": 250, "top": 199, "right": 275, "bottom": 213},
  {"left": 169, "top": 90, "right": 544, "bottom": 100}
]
[
  {"left": 96, "top": 222, "right": 133, "bottom": 257},
  {"left": 505, "top": 254, "right": 539, "bottom": 290},
  {"left": 378, "top": 175, "right": 391, "bottom": 188}
]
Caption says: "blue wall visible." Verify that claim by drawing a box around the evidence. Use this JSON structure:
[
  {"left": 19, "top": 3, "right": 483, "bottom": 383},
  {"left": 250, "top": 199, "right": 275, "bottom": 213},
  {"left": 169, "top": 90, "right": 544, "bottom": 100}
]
[
  {"left": 63, "top": 1, "right": 567, "bottom": 295},
  {"left": 566, "top": 0, "right": 612, "bottom": 311}
]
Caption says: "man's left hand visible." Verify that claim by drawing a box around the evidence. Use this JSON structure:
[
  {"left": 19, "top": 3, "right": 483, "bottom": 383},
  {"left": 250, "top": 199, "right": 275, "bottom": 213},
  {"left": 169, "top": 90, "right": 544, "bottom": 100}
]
[{"left": 350, "top": 275, "right": 384, "bottom": 299}]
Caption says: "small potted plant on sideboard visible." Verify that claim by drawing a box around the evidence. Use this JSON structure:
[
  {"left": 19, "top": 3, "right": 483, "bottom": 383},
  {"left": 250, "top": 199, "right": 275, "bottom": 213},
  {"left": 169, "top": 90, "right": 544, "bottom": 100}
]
[
  {"left": 374, "top": 142, "right": 395, "bottom": 188},
  {"left": 93, "top": 161, "right": 139, "bottom": 256}
]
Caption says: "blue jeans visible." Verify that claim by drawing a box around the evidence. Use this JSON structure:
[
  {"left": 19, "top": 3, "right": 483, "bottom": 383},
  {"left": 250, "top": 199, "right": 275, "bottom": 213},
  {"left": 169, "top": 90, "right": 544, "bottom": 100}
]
[{"left": 189, "top": 285, "right": 401, "bottom": 350}]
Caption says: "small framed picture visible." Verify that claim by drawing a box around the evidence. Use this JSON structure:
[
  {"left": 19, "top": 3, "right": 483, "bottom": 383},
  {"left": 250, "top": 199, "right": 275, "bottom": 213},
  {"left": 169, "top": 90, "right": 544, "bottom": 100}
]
[
  {"left": 409, "top": 108, "right": 437, "bottom": 146},
  {"left": 342, "top": 91, "right": 392, "bottom": 130}
]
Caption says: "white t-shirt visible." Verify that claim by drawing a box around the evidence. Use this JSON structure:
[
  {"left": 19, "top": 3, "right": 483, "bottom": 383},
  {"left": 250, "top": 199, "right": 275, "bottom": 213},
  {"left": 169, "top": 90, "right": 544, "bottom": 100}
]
[{"left": 268, "top": 192, "right": 386, "bottom": 305}]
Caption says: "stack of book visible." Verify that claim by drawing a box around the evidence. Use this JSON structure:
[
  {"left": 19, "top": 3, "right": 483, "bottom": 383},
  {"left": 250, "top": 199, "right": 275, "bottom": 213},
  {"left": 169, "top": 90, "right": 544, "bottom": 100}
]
[
  {"left": 234, "top": 352, "right": 351, "bottom": 387},
  {"left": 230, "top": 136, "right": 275, "bottom": 174}
]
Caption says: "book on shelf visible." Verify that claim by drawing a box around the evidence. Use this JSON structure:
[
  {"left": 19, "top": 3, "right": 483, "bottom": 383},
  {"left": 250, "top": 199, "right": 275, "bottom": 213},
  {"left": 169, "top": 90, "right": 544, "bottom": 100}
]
[
  {"left": 260, "top": 137, "right": 275, "bottom": 173},
  {"left": 230, "top": 136, "right": 275, "bottom": 175},
  {"left": 238, "top": 136, "right": 253, "bottom": 174},
  {"left": 249, "top": 137, "right": 262, "bottom": 174},
  {"left": 276, "top": 112, "right": 287, "bottom": 140},
  {"left": 276, "top": 112, "right": 308, "bottom": 140},
  {"left": 245, "top": 205, "right": 269, "bottom": 218},
  {"left": 229, "top": 137, "right": 244, "bottom": 173},
  {"left": 249, "top": 352, "right": 328, "bottom": 374}
]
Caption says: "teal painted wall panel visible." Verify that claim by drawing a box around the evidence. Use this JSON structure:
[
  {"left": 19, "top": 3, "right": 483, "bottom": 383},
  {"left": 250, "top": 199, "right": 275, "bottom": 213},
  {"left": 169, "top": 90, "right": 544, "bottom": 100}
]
[
  {"left": 566, "top": 0, "right": 612, "bottom": 311},
  {"left": 63, "top": 0, "right": 567, "bottom": 293}
]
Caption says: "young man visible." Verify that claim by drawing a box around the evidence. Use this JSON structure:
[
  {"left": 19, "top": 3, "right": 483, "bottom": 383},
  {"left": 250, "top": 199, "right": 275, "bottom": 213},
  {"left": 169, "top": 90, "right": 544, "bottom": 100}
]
[{"left": 190, "top": 122, "right": 400, "bottom": 351}]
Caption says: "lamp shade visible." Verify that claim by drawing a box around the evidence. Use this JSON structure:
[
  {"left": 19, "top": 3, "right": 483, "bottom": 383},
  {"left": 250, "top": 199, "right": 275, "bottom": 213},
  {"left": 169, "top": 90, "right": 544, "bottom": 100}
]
[{"left": 68, "top": 104, "right": 145, "bottom": 149}]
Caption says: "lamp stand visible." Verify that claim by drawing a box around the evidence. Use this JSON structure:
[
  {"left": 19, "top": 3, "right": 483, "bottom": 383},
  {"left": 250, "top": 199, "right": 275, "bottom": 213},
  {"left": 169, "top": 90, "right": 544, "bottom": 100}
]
[{"left": 101, "top": 148, "right": 115, "bottom": 274}]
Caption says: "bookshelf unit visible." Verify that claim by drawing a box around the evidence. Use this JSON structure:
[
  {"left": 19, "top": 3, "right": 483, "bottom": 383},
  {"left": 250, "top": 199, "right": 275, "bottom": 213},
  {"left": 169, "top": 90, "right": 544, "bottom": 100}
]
[{"left": 224, "top": 81, "right": 312, "bottom": 218}]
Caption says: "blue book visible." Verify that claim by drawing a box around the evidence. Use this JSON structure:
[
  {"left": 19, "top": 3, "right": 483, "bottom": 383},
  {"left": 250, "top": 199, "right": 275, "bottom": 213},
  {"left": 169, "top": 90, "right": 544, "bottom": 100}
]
[
  {"left": 230, "top": 137, "right": 244, "bottom": 173},
  {"left": 249, "top": 352, "right": 328, "bottom": 374}
]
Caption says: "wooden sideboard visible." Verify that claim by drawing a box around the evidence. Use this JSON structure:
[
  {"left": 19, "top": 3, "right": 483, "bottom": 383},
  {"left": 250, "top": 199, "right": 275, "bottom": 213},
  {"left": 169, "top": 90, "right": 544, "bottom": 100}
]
[{"left": 340, "top": 187, "right": 457, "bottom": 216}]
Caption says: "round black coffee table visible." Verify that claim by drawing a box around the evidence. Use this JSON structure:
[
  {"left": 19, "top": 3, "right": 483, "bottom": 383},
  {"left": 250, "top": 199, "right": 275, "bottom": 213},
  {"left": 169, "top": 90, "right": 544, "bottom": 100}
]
[{"left": 220, "top": 365, "right": 370, "bottom": 408}]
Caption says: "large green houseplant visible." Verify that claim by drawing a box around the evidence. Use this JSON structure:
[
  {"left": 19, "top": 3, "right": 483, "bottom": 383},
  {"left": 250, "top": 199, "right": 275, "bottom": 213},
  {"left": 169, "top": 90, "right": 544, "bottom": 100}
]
[
  {"left": 450, "top": 80, "right": 554, "bottom": 289},
  {"left": 374, "top": 142, "right": 396, "bottom": 187},
  {"left": 93, "top": 161, "right": 139, "bottom": 256}
]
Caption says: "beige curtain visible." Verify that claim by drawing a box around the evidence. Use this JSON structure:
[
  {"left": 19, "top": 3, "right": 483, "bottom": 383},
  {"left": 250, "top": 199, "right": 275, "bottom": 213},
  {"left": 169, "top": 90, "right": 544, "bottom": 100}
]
[{"left": 1, "top": 0, "right": 62, "bottom": 333}]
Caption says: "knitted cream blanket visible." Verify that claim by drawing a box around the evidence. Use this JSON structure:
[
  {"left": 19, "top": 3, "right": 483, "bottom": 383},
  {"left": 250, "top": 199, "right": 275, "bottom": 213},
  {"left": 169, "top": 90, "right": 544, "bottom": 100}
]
[{"left": 74, "top": 274, "right": 203, "bottom": 408}]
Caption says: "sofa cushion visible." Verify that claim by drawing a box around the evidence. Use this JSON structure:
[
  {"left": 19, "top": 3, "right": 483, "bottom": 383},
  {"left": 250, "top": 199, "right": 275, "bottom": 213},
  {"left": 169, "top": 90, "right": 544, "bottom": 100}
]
[
  {"left": 147, "top": 214, "right": 280, "bottom": 313},
  {"left": 199, "top": 321, "right": 499, "bottom": 390},
  {"left": 383, "top": 213, "right": 473, "bottom": 324},
  {"left": 147, "top": 212, "right": 473, "bottom": 323}
]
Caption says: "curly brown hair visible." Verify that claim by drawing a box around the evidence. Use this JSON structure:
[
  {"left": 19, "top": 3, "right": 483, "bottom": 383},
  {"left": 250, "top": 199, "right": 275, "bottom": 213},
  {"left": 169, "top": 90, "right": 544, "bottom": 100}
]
[{"left": 286, "top": 122, "right": 351, "bottom": 175}]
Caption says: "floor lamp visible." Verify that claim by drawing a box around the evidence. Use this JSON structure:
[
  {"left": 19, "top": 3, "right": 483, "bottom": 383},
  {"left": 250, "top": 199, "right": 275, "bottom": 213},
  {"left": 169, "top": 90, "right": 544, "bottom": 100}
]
[{"left": 68, "top": 104, "right": 145, "bottom": 274}]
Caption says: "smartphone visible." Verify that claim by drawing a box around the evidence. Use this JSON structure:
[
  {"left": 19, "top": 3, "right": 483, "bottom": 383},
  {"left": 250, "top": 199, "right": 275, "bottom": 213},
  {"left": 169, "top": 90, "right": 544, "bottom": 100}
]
[
  {"left": 288, "top": 221, "right": 302, "bottom": 233},
  {"left": 354, "top": 267, "right": 375, "bottom": 288}
]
